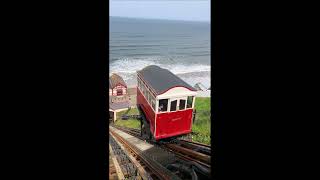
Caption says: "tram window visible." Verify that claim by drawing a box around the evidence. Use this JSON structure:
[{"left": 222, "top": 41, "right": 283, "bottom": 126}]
[
  {"left": 149, "top": 93, "right": 152, "bottom": 104},
  {"left": 151, "top": 100, "right": 156, "bottom": 110},
  {"left": 147, "top": 91, "right": 150, "bottom": 103},
  {"left": 158, "top": 99, "right": 168, "bottom": 112},
  {"left": 149, "top": 95, "right": 152, "bottom": 104},
  {"left": 144, "top": 85, "right": 147, "bottom": 97},
  {"left": 187, "top": 96, "right": 194, "bottom": 108},
  {"left": 179, "top": 99, "right": 186, "bottom": 110},
  {"left": 170, "top": 100, "right": 177, "bottom": 112},
  {"left": 142, "top": 85, "right": 146, "bottom": 96}
]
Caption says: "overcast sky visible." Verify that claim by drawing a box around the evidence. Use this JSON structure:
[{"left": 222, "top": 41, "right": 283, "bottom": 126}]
[{"left": 110, "top": 0, "right": 210, "bottom": 22}]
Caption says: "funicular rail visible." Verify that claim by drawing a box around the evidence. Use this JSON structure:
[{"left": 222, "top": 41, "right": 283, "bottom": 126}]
[
  {"left": 111, "top": 125, "right": 211, "bottom": 178},
  {"left": 110, "top": 127, "right": 181, "bottom": 180}
]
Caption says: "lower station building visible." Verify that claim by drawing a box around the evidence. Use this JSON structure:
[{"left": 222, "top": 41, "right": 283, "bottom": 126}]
[{"left": 109, "top": 73, "right": 135, "bottom": 122}]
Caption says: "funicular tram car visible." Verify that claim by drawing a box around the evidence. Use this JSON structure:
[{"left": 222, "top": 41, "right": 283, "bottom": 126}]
[{"left": 137, "top": 65, "right": 197, "bottom": 141}]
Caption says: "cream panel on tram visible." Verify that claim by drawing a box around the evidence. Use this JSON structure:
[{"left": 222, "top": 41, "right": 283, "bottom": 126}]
[{"left": 156, "top": 87, "right": 197, "bottom": 100}]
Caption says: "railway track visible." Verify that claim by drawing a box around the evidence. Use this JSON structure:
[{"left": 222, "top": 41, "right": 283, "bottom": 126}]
[
  {"left": 109, "top": 135, "right": 143, "bottom": 179},
  {"left": 111, "top": 125, "right": 211, "bottom": 179},
  {"left": 110, "top": 127, "right": 183, "bottom": 180}
]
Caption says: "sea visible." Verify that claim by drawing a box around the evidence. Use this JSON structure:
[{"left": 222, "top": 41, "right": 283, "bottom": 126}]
[{"left": 110, "top": 16, "right": 211, "bottom": 89}]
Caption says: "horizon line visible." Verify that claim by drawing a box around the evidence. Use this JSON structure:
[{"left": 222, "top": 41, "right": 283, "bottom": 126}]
[{"left": 110, "top": 16, "right": 210, "bottom": 23}]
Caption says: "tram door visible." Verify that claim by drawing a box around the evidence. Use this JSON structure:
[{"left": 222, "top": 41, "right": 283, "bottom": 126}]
[
  {"left": 178, "top": 97, "right": 191, "bottom": 130},
  {"left": 168, "top": 98, "right": 184, "bottom": 133}
]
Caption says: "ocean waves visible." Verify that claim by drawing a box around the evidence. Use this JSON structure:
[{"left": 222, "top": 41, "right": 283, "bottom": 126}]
[
  {"left": 110, "top": 57, "right": 210, "bottom": 74},
  {"left": 109, "top": 57, "right": 210, "bottom": 87},
  {"left": 109, "top": 17, "right": 210, "bottom": 88}
]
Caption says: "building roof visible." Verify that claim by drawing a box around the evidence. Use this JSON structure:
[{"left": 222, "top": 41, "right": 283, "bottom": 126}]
[
  {"left": 109, "top": 73, "right": 127, "bottom": 89},
  {"left": 194, "top": 82, "right": 207, "bottom": 91},
  {"left": 137, "top": 65, "right": 196, "bottom": 95},
  {"left": 194, "top": 83, "right": 203, "bottom": 91},
  {"left": 109, "top": 101, "right": 130, "bottom": 110}
]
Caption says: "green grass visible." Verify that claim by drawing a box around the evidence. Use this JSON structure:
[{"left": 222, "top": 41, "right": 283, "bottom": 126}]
[
  {"left": 192, "top": 97, "right": 211, "bottom": 145},
  {"left": 114, "top": 97, "right": 211, "bottom": 145},
  {"left": 114, "top": 108, "right": 141, "bottom": 129}
]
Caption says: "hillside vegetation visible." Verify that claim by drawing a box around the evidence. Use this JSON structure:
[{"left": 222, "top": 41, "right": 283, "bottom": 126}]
[
  {"left": 192, "top": 97, "right": 211, "bottom": 145},
  {"left": 114, "top": 108, "right": 141, "bottom": 129}
]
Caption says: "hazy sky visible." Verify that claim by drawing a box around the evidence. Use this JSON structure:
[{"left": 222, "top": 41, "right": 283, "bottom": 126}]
[{"left": 110, "top": 0, "right": 210, "bottom": 22}]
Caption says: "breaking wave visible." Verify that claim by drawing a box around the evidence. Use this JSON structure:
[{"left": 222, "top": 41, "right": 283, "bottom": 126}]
[
  {"left": 110, "top": 57, "right": 210, "bottom": 75},
  {"left": 110, "top": 57, "right": 210, "bottom": 87}
]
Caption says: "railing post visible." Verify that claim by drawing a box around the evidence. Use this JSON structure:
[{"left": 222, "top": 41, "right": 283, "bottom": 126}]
[{"left": 193, "top": 109, "right": 196, "bottom": 124}]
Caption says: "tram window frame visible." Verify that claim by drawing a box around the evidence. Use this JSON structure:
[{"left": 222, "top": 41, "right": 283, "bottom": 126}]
[
  {"left": 158, "top": 99, "right": 168, "bottom": 113},
  {"left": 187, "top": 96, "right": 194, "bottom": 109}
]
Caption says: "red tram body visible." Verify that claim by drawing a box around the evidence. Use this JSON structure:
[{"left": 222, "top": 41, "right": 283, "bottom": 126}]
[{"left": 137, "top": 65, "right": 197, "bottom": 140}]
